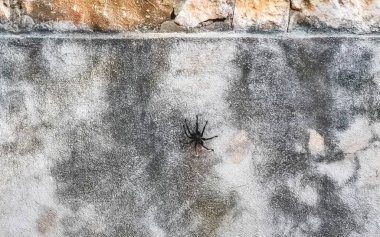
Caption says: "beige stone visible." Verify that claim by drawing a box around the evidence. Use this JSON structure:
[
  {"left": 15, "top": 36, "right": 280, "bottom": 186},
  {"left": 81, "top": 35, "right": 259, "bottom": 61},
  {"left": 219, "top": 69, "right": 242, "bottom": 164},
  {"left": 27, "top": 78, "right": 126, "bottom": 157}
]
[
  {"left": 233, "top": 0, "right": 290, "bottom": 31},
  {"left": 308, "top": 129, "right": 325, "bottom": 156},
  {"left": 0, "top": 0, "right": 378, "bottom": 32},
  {"left": 290, "top": 0, "right": 302, "bottom": 10},
  {"left": 174, "top": 0, "right": 187, "bottom": 15},
  {"left": 0, "top": 1, "right": 11, "bottom": 19},
  {"left": 22, "top": 0, "right": 177, "bottom": 30},
  {"left": 175, "top": 0, "right": 234, "bottom": 27},
  {"left": 289, "top": 0, "right": 380, "bottom": 32},
  {"left": 160, "top": 20, "right": 184, "bottom": 32}
]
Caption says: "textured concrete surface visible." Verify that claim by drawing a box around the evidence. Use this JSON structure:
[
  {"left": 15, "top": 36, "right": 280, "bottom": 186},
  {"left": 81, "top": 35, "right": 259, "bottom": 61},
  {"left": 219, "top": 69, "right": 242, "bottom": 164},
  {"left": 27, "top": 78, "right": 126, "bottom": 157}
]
[{"left": 0, "top": 34, "right": 380, "bottom": 236}]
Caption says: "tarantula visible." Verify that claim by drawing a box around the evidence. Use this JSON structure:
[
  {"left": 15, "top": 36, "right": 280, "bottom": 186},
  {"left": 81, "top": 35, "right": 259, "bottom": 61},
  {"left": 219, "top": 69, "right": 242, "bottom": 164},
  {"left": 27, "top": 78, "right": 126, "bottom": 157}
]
[{"left": 183, "top": 115, "right": 218, "bottom": 155}]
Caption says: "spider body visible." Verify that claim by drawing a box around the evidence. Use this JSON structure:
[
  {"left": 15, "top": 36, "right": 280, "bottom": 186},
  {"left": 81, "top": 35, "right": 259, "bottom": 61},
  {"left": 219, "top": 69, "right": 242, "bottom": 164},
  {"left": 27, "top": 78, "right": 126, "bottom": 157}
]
[{"left": 183, "top": 115, "right": 218, "bottom": 154}]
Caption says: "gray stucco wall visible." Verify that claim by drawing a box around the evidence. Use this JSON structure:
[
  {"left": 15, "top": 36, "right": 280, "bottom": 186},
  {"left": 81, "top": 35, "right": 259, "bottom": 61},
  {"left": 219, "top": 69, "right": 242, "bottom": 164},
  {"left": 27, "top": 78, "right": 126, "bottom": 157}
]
[{"left": 1, "top": 34, "right": 380, "bottom": 236}]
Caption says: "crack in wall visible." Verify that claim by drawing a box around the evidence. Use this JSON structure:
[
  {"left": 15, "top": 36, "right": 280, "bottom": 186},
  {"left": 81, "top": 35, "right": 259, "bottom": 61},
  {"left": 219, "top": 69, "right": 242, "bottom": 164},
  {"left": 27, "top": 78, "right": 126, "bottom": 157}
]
[
  {"left": 287, "top": 0, "right": 292, "bottom": 32},
  {"left": 231, "top": 0, "right": 236, "bottom": 30}
]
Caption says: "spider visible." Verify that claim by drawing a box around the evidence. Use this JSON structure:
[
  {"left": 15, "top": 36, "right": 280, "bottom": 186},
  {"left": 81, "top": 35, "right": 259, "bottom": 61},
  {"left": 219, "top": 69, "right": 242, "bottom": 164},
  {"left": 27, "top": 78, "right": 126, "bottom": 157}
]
[{"left": 183, "top": 115, "right": 218, "bottom": 155}]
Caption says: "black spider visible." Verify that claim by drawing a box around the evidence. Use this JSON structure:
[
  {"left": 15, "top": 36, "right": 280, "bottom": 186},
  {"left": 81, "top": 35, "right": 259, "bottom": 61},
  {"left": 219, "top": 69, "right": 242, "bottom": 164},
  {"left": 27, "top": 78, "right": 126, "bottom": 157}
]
[{"left": 183, "top": 115, "right": 218, "bottom": 154}]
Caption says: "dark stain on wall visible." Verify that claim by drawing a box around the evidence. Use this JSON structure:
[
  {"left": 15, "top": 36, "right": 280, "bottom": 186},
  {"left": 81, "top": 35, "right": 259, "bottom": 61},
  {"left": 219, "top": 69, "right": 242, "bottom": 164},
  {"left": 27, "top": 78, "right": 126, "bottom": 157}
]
[
  {"left": 226, "top": 38, "right": 379, "bottom": 236},
  {"left": 47, "top": 38, "right": 237, "bottom": 236},
  {"left": 50, "top": 39, "right": 172, "bottom": 236}
]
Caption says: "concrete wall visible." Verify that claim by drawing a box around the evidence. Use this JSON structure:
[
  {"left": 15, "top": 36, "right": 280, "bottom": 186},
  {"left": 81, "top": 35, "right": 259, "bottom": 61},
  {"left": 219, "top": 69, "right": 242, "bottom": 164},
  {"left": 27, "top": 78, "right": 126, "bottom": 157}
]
[{"left": 1, "top": 34, "right": 380, "bottom": 236}]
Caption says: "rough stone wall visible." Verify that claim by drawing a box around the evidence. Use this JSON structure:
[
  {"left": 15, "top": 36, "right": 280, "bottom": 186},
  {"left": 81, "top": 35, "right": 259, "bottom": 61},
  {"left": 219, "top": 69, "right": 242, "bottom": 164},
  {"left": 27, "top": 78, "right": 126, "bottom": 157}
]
[
  {"left": 0, "top": 0, "right": 379, "bottom": 32},
  {"left": 0, "top": 1, "right": 379, "bottom": 237},
  {"left": 0, "top": 35, "right": 380, "bottom": 237}
]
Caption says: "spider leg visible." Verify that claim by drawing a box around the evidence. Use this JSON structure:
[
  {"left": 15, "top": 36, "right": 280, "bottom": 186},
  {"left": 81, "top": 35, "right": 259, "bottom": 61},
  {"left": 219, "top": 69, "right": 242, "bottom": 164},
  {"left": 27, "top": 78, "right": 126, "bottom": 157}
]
[
  {"left": 196, "top": 115, "right": 199, "bottom": 133},
  {"left": 202, "top": 135, "right": 218, "bottom": 141},
  {"left": 201, "top": 144, "right": 214, "bottom": 151},
  {"left": 185, "top": 119, "right": 193, "bottom": 135},
  {"left": 183, "top": 125, "right": 192, "bottom": 138},
  {"left": 183, "top": 140, "right": 194, "bottom": 144},
  {"left": 201, "top": 121, "right": 208, "bottom": 136}
]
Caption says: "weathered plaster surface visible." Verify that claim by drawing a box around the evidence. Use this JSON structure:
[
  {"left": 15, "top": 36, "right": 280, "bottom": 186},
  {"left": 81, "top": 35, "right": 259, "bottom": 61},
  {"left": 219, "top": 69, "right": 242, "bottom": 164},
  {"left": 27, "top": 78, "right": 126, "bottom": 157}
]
[{"left": 0, "top": 34, "right": 380, "bottom": 236}]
